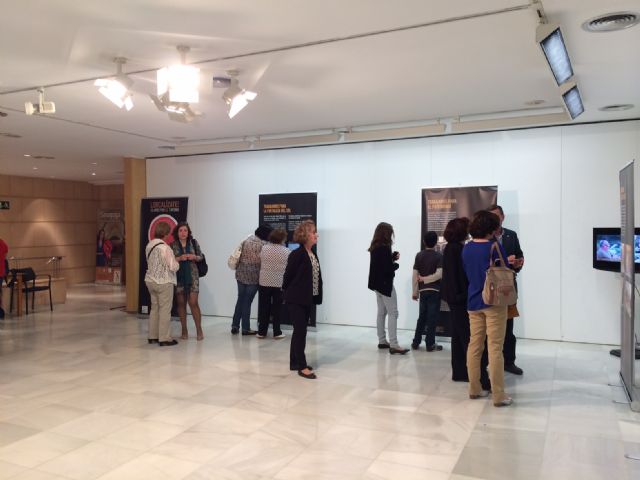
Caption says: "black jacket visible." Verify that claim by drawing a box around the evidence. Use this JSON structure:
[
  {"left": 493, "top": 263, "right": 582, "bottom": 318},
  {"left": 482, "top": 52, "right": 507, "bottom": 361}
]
[
  {"left": 501, "top": 227, "right": 523, "bottom": 272},
  {"left": 440, "top": 241, "right": 468, "bottom": 307},
  {"left": 368, "top": 245, "right": 398, "bottom": 297},
  {"left": 283, "top": 247, "right": 323, "bottom": 306}
]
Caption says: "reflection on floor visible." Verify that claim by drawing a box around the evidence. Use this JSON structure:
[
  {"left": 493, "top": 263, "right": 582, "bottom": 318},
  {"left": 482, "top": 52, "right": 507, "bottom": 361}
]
[{"left": 0, "top": 283, "right": 639, "bottom": 480}]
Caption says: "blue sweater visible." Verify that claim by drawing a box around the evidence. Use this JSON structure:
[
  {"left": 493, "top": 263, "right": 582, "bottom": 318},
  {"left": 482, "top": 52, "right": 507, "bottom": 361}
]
[{"left": 462, "top": 240, "right": 509, "bottom": 311}]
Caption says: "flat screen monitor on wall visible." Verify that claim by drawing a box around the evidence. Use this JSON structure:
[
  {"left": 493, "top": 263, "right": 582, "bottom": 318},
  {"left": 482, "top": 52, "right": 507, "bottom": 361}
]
[{"left": 593, "top": 227, "right": 640, "bottom": 273}]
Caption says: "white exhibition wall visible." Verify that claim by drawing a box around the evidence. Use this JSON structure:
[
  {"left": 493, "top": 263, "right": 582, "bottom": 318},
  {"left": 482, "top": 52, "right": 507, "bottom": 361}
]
[{"left": 147, "top": 120, "right": 640, "bottom": 345}]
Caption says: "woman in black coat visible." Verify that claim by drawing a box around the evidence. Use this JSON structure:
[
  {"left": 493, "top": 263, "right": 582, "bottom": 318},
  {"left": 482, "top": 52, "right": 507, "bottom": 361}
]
[
  {"left": 283, "top": 220, "right": 322, "bottom": 379},
  {"left": 441, "top": 217, "right": 490, "bottom": 390},
  {"left": 367, "top": 222, "right": 409, "bottom": 355}
]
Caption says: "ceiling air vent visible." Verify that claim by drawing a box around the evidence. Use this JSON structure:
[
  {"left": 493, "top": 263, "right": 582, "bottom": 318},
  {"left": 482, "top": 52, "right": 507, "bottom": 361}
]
[
  {"left": 582, "top": 12, "right": 639, "bottom": 32},
  {"left": 0, "top": 132, "right": 22, "bottom": 138},
  {"left": 598, "top": 104, "right": 634, "bottom": 112}
]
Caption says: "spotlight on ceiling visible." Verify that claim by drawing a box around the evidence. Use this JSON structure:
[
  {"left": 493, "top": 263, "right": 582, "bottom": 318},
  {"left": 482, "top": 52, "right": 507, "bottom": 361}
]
[
  {"left": 214, "top": 70, "right": 257, "bottom": 119},
  {"left": 157, "top": 45, "right": 200, "bottom": 103},
  {"left": 150, "top": 93, "right": 201, "bottom": 123},
  {"left": 24, "top": 88, "right": 56, "bottom": 115},
  {"left": 560, "top": 81, "right": 584, "bottom": 120},
  {"left": 536, "top": 23, "right": 574, "bottom": 86},
  {"left": 94, "top": 57, "right": 134, "bottom": 111}
]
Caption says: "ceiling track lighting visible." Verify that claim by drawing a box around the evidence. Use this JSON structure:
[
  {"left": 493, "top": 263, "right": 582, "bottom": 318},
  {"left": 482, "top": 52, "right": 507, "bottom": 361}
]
[
  {"left": 24, "top": 88, "right": 55, "bottom": 115},
  {"left": 214, "top": 70, "right": 257, "bottom": 118},
  {"left": 157, "top": 45, "right": 200, "bottom": 104},
  {"left": 94, "top": 57, "right": 134, "bottom": 111},
  {"left": 536, "top": 19, "right": 584, "bottom": 120},
  {"left": 150, "top": 92, "right": 202, "bottom": 123},
  {"left": 536, "top": 23, "right": 574, "bottom": 86},
  {"left": 560, "top": 81, "right": 584, "bottom": 120}
]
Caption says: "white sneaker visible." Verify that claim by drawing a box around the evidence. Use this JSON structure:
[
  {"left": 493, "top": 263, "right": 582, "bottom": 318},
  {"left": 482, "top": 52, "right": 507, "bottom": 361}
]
[
  {"left": 274, "top": 333, "right": 286, "bottom": 339},
  {"left": 256, "top": 334, "right": 266, "bottom": 339}
]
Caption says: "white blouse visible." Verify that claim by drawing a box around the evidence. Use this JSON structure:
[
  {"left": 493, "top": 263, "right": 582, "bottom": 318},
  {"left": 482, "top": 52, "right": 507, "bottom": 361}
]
[{"left": 144, "top": 239, "right": 179, "bottom": 285}]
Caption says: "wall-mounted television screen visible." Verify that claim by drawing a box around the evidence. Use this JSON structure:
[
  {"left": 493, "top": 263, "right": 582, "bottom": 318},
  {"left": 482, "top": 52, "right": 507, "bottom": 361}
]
[{"left": 593, "top": 227, "right": 640, "bottom": 273}]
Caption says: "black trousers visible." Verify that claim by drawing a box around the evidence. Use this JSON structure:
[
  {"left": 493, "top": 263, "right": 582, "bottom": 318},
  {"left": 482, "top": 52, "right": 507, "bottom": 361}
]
[
  {"left": 503, "top": 318, "right": 516, "bottom": 365},
  {"left": 257, "top": 286, "right": 283, "bottom": 336},
  {"left": 288, "top": 303, "right": 310, "bottom": 371},
  {"left": 450, "top": 304, "right": 490, "bottom": 390}
]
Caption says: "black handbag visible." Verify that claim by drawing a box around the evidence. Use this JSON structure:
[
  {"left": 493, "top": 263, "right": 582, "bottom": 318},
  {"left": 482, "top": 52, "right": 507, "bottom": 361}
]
[{"left": 197, "top": 254, "right": 208, "bottom": 277}]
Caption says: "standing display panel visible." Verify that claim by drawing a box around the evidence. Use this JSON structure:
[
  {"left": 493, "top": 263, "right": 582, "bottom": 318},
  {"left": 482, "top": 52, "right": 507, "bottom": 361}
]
[
  {"left": 138, "top": 197, "right": 188, "bottom": 315},
  {"left": 421, "top": 186, "right": 498, "bottom": 335},
  {"left": 259, "top": 192, "right": 317, "bottom": 326},
  {"left": 619, "top": 162, "right": 640, "bottom": 412}
]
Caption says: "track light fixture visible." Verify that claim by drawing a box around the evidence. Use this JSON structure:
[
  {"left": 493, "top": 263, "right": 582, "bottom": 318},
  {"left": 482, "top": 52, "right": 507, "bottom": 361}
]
[
  {"left": 536, "top": 23, "right": 574, "bottom": 86},
  {"left": 217, "top": 70, "right": 257, "bottom": 118},
  {"left": 94, "top": 57, "right": 134, "bottom": 111},
  {"left": 157, "top": 45, "right": 200, "bottom": 103},
  {"left": 24, "top": 88, "right": 56, "bottom": 115},
  {"left": 560, "top": 81, "right": 584, "bottom": 120},
  {"left": 150, "top": 93, "right": 201, "bottom": 123}
]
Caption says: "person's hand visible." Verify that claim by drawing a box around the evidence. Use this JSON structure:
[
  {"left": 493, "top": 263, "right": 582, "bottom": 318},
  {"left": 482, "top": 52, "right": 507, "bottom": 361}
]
[
  {"left": 515, "top": 257, "right": 525, "bottom": 268},
  {"left": 507, "top": 254, "right": 516, "bottom": 265},
  {"left": 392, "top": 251, "right": 400, "bottom": 261},
  {"left": 412, "top": 295, "right": 418, "bottom": 301}
]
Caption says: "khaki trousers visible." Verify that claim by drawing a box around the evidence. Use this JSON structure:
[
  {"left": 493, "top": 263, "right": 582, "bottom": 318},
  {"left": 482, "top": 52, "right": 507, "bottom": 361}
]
[
  {"left": 146, "top": 281, "right": 174, "bottom": 342},
  {"left": 467, "top": 305, "right": 508, "bottom": 403}
]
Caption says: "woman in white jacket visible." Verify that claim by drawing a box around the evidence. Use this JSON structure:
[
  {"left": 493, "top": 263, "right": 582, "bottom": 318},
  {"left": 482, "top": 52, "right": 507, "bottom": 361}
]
[{"left": 145, "top": 222, "right": 180, "bottom": 346}]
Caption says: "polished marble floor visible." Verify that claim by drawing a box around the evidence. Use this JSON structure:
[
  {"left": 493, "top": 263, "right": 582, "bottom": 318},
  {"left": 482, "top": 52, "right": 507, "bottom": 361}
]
[{"left": 1, "top": 284, "right": 639, "bottom": 480}]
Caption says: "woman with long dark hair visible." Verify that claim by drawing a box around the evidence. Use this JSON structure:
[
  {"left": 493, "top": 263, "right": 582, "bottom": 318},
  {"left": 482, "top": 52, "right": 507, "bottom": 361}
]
[
  {"left": 441, "top": 217, "right": 490, "bottom": 390},
  {"left": 171, "top": 222, "right": 205, "bottom": 340},
  {"left": 283, "top": 220, "right": 322, "bottom": 379},
  {"left": 368, "top": 222, "right": 409, "bottom": 355}
]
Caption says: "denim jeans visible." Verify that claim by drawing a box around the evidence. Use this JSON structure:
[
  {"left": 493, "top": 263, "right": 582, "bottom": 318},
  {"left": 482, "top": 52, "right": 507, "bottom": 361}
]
[
  {"left": 232, "top": 281, "right": 259, "bottom": 332},
  {"left": 412, "top": 290, "right": 440, "bottom": 347}
]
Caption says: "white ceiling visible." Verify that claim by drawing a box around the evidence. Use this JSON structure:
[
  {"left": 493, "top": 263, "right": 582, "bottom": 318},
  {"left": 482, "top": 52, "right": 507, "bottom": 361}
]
[{"left": 0, "top": 0, "right": 638, "bottom": 183}]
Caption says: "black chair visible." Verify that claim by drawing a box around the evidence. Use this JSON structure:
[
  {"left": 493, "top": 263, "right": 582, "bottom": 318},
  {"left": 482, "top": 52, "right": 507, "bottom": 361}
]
[{"left": 8, "top": 268, "right": 53, "bottom": 314}]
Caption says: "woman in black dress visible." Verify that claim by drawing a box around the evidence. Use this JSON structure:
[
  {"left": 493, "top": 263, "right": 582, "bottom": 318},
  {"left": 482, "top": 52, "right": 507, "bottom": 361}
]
[{"left": 283, "top": 220, "right": 322, "bottom": 379}]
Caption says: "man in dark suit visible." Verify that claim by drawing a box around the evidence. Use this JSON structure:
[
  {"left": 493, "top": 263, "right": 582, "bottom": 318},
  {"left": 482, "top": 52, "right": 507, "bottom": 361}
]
[{"left": 489, "top": 205, "right": 524, "bottom": 375}]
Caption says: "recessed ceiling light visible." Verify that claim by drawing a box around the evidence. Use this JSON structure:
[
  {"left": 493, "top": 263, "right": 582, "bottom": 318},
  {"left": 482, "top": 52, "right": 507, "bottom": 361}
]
[
  {"left": 32, "top": 166, "right": 38, "bottom": 170},
  {"left": 91, "top": 162, "right": 98, "bottom": 165},
  {"left": 599, "top": 104, "right": 634, "bottom": 112},
  {"left": 24, "top": 154, "right": 31, "bottom": 157},
  {"left": 582, "top": 12, "right": 639, "bottom": 32},
  {"left": 525, "top": 100, "right": 545, "bottom": 106},
  {"left": 91, "top": 172, "right": 96, "bottom": 176}
]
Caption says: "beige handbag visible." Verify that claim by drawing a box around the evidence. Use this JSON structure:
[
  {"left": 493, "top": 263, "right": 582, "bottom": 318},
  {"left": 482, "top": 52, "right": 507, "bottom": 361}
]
[
  {"left": 482, "top": 243, "right": 517, "bottom": 306},
  {"left": 227, "top": 241, "right": 244, "bottom": 270}
]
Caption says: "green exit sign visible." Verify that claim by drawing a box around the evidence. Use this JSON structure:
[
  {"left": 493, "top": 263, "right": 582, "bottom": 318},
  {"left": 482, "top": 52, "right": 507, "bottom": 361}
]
[{"left": 0, "top": 201, "right": 10, "bottom": 210}]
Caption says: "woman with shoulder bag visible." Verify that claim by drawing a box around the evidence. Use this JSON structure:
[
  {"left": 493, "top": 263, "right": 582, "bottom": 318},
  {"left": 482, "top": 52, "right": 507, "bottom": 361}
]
[
  {"left": 145, "top": 222, "right": 180, "bottom": 346},
  {"left": 171, "top": 222, "right": 205, "bottom": 341},
  {"left": 462, "top": 210, "right": 512, "bottom": 407}
]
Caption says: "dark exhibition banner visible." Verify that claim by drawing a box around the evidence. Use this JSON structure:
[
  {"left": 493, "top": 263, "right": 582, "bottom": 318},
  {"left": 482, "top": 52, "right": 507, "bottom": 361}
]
[
  {"left": 259, "top": 192, "right": 317, "bottom": 326},
  {"left": 422, "top": 186, "right": 498, "bottom": 336},
  {"left": 138, "top": 197, "right": 189, "bottom": 315},
  {"left": 259, "top": 192, "right": 317, "bottom": 244}
]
